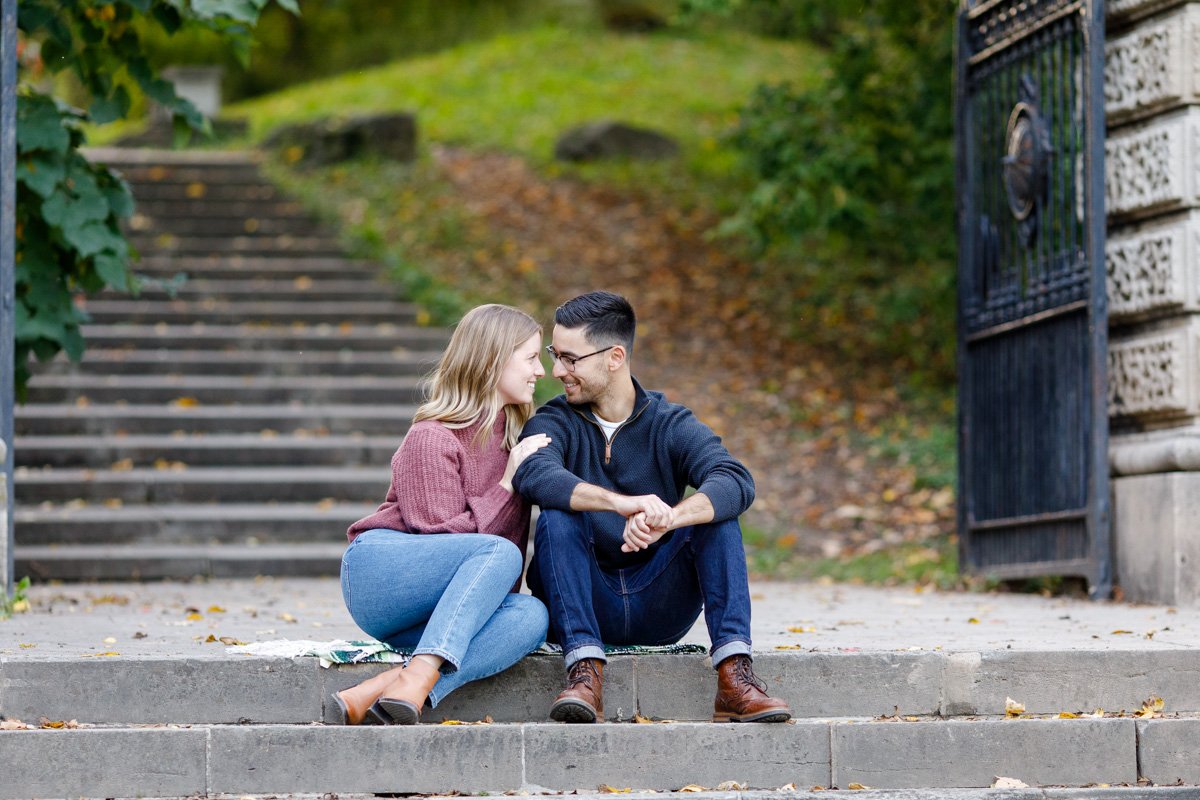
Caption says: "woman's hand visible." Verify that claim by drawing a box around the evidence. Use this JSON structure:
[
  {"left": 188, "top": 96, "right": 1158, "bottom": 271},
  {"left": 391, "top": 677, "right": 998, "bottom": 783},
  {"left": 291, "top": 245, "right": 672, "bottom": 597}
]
[{"left": 500, "top": 434, "right": 551, "bottom": 493}]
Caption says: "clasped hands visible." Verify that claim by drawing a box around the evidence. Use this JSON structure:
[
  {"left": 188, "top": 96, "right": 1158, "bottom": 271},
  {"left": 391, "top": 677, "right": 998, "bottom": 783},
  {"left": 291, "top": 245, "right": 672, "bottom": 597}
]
[{"left": 617, "top": 494, "right": 674, "bottom": 553}]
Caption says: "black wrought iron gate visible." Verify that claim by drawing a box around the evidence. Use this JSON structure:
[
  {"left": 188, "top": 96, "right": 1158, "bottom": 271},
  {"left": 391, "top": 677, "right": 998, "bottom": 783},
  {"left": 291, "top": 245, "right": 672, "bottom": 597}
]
[{"left": 955, "top": 0, "right": 1109, "bottom": 596}]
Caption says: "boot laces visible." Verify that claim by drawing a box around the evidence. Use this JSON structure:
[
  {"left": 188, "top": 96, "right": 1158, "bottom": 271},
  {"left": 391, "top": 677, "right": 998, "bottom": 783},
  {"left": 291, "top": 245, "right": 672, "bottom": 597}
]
[
  {"left": 734, "top": 656, "right": 767, "bottom": 693},
  {"left": 567, "top": 659, "right": 598, "bottom": 688}
]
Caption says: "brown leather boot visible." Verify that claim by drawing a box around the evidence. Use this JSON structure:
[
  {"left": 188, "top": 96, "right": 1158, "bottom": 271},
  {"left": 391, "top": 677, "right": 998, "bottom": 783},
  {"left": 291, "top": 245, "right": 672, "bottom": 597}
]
[
  {"left": 550, "top": 658, "right": 604, "bottom": 723},
  {"left": 713, "top": 654, "right": 791, "bottom": 723},
  {"left": 377, "top": 658, "right": 442, "bottom": 725}
]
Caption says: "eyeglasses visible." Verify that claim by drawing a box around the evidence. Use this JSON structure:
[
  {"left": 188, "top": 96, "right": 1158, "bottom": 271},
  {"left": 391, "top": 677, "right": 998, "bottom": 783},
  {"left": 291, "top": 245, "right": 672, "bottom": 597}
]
[{"left": 545, "top": 344, "right": 614, "bottom": 372}]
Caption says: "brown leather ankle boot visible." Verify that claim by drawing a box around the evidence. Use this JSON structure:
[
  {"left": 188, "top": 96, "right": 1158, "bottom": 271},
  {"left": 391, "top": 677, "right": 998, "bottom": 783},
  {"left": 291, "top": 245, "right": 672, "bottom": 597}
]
[
  {"left": 550, "top": 658, "right": 604, "bottom": 723},
  {"left": 713, "top": 654, "right": 791, "bottom": 723},
  {"left": 377, "top": 658, "right": 442, "bottom": 725}
]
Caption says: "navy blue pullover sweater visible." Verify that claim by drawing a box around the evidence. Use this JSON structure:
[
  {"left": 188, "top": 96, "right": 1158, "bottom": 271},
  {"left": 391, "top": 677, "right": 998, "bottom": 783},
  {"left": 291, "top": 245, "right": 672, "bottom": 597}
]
[{"left": 512, "top": 377, "right": 755, "bottom": 568}]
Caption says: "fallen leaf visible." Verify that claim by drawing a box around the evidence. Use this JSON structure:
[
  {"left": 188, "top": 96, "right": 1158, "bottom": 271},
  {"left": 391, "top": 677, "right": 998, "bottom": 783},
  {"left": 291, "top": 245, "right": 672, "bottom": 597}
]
[
  {"left": 598, "top": 786, "right": 632, "bottom": 794},
  {"left": 1111, "top": 629, "right": 1133, "bottom": 635},
  {"left": 207, "top": 606, "right": 226, "bottom": 614},
  {"left": 716, "top": 782, "right": 746, "bottom": 791},
  {"left": 1058, "top": 712, "right": 1080, "bottom": 719},
  {"left": 219, "top": 636, "right": 246, "bottom": 646},
  {"left": 1005, "top": 697, "right": 1025, "bottom": 718},
  {"left": 205, "top": 635, "right": 218, "bottom": 643},
  {"left": 774, "top": 644, "right": 805, "bottom": 651},
  {"left": 992, "top": 777, "right": 1028, "bottom": 789},
  {"left": 679, "top": 785, "right": 708, "bottom": 793},
  {"left": 1136, "top": 696, "right": 1165, "bottom": 719},
  {"left": 103, "top": 637, "right": 117, "bottom": 645},
  {"left": 0, "top": 719, "right": 32, "bottom": 730},
  {"left": 787, "top": 625, "right": 816, "bottom": 634},
  {"left": 633, "top": 713, "right": 655, "bottom": 724},
  {"left": 967, "top": 617, "right": 980, "bottom": 624},
  {"left": 110, "top": 458, "right": 134, "bottom": 471},
  {"left": 186, "top": 613, "right": 203, "bottom": 622},
  {"left": 170, "top": 396, "right": 200, "bottom": 408},
  {"left": 279, "top": 612, "right": 297, "bottom": 623},
  {"left": 18, "top": 643, "right": 36, "bottom": 649},
  {"left": 847, "top": 783, "right": 872, "bottom": 790}
]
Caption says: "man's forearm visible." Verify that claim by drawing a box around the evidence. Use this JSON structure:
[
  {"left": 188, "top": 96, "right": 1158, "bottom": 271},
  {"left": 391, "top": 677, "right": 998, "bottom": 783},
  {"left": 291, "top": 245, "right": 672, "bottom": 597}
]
[
  {"left": 569, "top": 482, "right": 623, "bottom": 513},
  {"left": 669, "top": 492, "right": 715, "bottom": 530}
]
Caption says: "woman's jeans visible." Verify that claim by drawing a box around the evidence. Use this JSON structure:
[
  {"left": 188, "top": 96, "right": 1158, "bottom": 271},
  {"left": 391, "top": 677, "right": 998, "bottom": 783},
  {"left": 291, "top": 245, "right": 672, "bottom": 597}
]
[
  {"left": 340, "top": 528, "right": 548, "bottom": 707},
  {"left": 526, "top": 509, "right": 753, "bottom": 669}
]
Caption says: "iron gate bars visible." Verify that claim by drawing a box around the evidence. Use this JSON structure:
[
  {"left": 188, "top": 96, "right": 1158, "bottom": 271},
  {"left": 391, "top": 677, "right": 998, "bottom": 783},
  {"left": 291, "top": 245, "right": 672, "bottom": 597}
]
[{"left": 955, "top": 0, "right": 1110, "bottom": 596}]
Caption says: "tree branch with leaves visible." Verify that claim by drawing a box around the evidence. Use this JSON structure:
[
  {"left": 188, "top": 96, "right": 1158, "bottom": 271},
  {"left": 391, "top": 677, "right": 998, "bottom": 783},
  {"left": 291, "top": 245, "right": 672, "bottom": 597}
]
[{"left": 12, "top": 0, "right": 297, "bottom": 399}]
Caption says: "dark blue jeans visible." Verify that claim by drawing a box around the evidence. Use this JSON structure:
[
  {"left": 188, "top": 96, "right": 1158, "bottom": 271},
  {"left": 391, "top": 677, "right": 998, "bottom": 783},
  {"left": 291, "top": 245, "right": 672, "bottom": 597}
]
[{"left": 526, "top": 508, "right": 753, "bottom": 668}]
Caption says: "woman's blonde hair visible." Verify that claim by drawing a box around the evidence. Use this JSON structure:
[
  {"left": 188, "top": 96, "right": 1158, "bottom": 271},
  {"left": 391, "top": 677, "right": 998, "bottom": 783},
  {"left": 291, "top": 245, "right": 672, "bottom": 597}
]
[{"left": 414, "top": 304, "right": 542, "bottom": 449}]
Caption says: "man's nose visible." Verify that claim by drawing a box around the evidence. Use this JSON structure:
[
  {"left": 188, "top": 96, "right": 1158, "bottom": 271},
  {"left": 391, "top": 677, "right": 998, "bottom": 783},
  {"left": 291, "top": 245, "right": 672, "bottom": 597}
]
[{"left": 552, "top": 360, "right": 568, "bottom": 379}]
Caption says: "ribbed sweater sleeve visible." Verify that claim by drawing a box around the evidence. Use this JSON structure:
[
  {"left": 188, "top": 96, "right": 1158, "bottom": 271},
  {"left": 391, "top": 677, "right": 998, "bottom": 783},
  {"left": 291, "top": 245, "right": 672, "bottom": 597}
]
[{"left": 394, "top": 424, "right": 523, "bottom": 536}]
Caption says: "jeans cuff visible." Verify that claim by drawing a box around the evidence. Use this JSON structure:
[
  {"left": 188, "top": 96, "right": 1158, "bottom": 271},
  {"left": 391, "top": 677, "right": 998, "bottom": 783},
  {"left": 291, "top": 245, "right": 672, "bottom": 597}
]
[
  {"left": 710, "top": 640, "right": 751, "bottom": 667},
  {"left": 564, "top": 644, "right": 607, "bottom": 669},
  {"left": 414, "top": 647, "right": 460, "bottom": 675}
]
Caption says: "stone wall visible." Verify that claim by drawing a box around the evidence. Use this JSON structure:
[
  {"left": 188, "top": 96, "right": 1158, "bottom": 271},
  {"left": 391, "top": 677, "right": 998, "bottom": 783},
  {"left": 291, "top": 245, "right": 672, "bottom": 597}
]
[{"left": 1106, "top": 0, "right": 1200, "bottom": 602}]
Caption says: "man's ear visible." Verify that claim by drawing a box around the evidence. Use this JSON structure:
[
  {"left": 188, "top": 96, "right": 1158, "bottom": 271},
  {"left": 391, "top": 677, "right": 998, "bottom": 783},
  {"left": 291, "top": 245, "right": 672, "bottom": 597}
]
[{"left": 607, "top": 345, "right": 627, "bottom": 371}]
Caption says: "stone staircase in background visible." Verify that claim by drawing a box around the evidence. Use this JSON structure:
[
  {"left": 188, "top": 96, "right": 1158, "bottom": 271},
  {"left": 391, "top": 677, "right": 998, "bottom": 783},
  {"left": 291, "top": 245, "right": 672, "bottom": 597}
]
[{"left": 11, "top": 148, "right": 448, "bottom": 581}]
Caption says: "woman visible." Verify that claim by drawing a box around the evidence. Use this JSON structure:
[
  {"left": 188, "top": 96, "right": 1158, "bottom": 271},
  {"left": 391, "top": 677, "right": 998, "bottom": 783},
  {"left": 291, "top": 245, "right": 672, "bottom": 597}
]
[{"left": 333, "top": 304, "right": 551, "bottom": 725}]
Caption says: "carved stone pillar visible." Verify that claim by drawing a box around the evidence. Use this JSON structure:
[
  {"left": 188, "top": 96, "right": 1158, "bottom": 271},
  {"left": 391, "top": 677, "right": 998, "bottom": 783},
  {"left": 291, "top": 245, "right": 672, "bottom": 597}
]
[{"left": 1106, "top": 0, "right": 1200, "bottom": 603}]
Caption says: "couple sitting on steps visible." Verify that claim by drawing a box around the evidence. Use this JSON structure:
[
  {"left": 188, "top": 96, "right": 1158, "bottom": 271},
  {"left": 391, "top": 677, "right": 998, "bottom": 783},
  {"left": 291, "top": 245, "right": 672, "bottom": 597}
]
[{"left": 332, "top": 291, "right": 790, "bottom": 726}]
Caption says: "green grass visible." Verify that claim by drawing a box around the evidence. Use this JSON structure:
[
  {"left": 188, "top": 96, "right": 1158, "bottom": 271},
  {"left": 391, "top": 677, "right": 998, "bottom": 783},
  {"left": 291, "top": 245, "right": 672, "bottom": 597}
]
[
  {"left": 743, "top": 527, "right": 960, "bottom": 589},
  {"left": 229, "top": 25, "right": 820, "bottom": 209}
]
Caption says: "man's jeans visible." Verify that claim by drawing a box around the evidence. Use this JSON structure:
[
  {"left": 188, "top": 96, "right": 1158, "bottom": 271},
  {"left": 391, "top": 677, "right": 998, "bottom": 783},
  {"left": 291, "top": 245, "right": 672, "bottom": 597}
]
[
  {"left": 340, "top": 529, "right": 549, "bottom": 707},
  {"left": 526, "top": 509, "right": 753, "bottom": 669}
]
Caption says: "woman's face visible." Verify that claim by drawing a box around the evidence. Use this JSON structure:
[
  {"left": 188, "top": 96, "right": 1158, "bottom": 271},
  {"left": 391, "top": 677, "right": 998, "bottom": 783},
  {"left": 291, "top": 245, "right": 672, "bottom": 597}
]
[{"left": 496, "top": 331, "right": 546, "bottom": 406}]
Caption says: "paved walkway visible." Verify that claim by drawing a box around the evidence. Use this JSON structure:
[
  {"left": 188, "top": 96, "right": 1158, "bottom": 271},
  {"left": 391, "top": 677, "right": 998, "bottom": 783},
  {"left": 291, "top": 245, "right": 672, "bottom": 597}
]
[{"left": 4, "top": 577, "right": 1199, "bottom": 660}]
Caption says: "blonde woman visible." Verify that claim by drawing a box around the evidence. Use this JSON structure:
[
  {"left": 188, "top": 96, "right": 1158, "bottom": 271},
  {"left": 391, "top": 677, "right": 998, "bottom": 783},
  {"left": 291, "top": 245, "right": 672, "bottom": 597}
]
[{"left": 332, "top": 304, "right": 551, "bottom": 725}]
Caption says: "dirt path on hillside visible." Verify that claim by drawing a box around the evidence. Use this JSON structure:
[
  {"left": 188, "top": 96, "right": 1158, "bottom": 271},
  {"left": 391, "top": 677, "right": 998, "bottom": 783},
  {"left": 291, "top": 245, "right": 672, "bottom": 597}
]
[{"left": 430, "top": 146, "right": 954, "bottom": 562}]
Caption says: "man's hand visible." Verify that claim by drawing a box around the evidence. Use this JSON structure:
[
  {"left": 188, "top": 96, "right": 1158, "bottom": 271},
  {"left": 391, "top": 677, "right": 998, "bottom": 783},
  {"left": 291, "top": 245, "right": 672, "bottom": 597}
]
[
  {"left": 610, "top": 493, "right": 674, "bottom": 530},
  {"left": 621, "top": 512, "right": 669, "bottom": 553}
]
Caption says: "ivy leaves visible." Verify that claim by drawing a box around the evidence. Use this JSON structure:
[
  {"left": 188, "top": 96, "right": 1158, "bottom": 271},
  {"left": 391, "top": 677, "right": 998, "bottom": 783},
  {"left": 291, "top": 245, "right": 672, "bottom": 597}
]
[{"left": 12, "top": 0, "right": 297, "bottom": 398}]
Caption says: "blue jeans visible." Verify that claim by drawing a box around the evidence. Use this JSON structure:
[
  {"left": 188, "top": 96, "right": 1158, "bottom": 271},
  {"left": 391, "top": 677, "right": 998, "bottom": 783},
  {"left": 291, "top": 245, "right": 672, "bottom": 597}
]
[
  {"left": 340, "top": 529, "right": 548, "bottom": 707},
  {"left": 526, "top": 509, "right": 753, "bottom": 669}
]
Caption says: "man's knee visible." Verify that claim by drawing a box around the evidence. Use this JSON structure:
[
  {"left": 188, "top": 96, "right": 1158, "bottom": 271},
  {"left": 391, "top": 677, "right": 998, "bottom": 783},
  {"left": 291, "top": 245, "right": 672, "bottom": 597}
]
[{"left": 534, "top": 509, "right": 588, "bottom": 549}]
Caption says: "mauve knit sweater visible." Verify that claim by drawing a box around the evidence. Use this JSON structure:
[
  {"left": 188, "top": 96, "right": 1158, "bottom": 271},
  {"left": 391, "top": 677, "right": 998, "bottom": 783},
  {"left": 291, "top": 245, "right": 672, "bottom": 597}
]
[{"left": 346, "top": 412, "right": 531, "bottom": 557}]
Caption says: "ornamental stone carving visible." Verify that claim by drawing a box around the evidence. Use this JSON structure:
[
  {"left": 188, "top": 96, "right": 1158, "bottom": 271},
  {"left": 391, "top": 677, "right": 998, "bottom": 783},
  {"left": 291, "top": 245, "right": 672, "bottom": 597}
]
[
  {"left": 1105, "top": 112, "right": 1196, "bottom": 218},
  {"left": 1108, "top": 0, "right": 1189, "bottom": 27},
  {"left": 1108, "top": 333, "right": 1188, "bottom": 417},
  {"left": 1105, "top": 20, "right": 1181, "bottom": 123},
  {"left": 1106, "top": 225, "right": 1185, "bottom": 320}
]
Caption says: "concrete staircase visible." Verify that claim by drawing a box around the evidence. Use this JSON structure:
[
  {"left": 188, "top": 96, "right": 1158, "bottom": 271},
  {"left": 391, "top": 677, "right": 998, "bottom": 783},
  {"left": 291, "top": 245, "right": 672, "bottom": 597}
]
[{"left": 11, "top": 148, "right": 447, "bottom": 581}]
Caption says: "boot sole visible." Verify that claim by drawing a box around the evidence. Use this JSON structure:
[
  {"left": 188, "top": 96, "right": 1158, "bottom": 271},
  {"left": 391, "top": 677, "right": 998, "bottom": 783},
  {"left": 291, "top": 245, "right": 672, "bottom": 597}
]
[
  {"left": 550, "top": 698, "right": 599, "bottom": 723},
  {"left": 713, "top": 709, "right": 792, "bottom": 723},
  {"left": 377, "top": 697, "right": 421, "bottom": 725}
]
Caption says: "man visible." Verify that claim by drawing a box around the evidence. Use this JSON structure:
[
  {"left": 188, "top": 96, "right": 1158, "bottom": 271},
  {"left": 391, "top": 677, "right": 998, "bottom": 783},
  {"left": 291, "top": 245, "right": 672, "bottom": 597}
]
[{"left": 513, "top": 290, "right": 790, "bottom": 724}]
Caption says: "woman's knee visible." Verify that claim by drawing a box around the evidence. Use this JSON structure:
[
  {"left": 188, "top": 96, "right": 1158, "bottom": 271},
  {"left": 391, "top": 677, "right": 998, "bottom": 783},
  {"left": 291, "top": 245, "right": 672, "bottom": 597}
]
[{"left": 505, "top": 593, "right": 549, "bottom": 643}]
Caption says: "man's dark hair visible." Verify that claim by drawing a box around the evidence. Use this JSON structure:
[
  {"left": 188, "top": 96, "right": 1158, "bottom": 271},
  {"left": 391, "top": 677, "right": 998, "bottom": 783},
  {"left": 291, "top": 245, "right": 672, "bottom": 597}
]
[{"left": 555, "top": 291, "right": 636, "bottom": 353}]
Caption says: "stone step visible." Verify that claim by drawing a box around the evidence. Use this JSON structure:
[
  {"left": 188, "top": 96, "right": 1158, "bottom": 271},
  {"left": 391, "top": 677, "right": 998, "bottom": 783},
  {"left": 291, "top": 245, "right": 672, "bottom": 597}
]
[
  {"left": 85, "top": 146, "right": 260, "bottom": 168},
  {"left": 0, "top": 716, "right": 1184, "bottom": 797},
  {"left": 13, "top": 403, "right": 416, "bottom": 436},
  {"left": 77, "top": 298, "right": 418, "bottom": 326},
  {"left": 13, "top": 501, "right": 374, "bottom": 546},
  {"left": 13, "top": 466, "right": 388, "bottom": 504},
  {"left": 13, "top": 542, "right": 344, "bottom": 580},
  {"left": 125, "top": 277, "right": 399, "bottom": 302},
  {"left": 128, "top": 233, "right": 345, "bottom": 256},
  {"left": 22, "top": 374, "right": 426, "bottom": 405},
  {"left": 135, "top": 254, "right": 380, "bottom": 280},
  {"left": 125, "top": 197, "right": 309, "bottom": 220},
  {"left": 127, "top": 181, "right": 286, "bottom": 203},
  {"left": 38, "top": 348, "right": 439, "bottom": 377},
  {"left": 14, "top": 433, "right": 398, "bottom": 468},
  {"left": 128, "top": 212, "right": 327, "bottom": 237},
  {"left": 79, "top": 322, "right": 450, "bottom": 351}
]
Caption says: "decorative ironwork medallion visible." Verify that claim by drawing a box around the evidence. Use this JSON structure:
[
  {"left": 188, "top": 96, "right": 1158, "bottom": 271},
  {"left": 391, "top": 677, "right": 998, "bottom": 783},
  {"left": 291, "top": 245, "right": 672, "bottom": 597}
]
[{"left": 1002, "top": 75, "right": 1052, "bottom": 248}]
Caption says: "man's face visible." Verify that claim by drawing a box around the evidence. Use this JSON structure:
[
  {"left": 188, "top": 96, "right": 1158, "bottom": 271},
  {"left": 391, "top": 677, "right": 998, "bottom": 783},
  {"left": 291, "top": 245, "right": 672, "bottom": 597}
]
[{"left": 550, "top": 324, "right": 610, "bottom": 406}]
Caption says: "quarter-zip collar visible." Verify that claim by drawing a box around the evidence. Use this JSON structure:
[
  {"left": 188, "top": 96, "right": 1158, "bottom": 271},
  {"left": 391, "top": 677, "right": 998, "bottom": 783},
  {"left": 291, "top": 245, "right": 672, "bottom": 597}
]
[{"left": 570, "top": 377, "right": 652, "bottom": 464}]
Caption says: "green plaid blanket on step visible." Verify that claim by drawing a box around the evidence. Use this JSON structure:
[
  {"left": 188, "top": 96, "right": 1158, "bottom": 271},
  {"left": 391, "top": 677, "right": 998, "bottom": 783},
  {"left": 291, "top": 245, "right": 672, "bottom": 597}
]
[{"left": 227, "top": 639, "right": 707, "bottom": 668}]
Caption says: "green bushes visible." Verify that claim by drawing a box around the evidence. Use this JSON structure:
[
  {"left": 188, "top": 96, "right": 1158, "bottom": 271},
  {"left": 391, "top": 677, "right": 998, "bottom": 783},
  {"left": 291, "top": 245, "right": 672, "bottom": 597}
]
[{"left": 725, "top": 0, "right": 958, "bottom": 386}]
